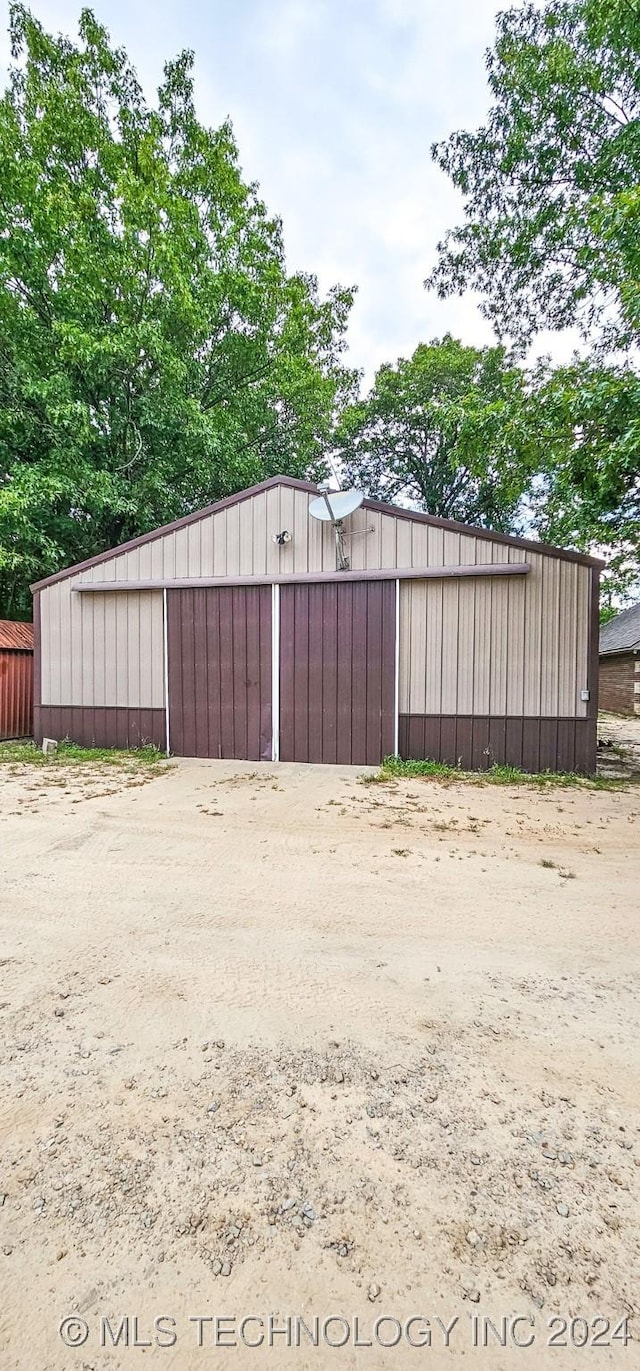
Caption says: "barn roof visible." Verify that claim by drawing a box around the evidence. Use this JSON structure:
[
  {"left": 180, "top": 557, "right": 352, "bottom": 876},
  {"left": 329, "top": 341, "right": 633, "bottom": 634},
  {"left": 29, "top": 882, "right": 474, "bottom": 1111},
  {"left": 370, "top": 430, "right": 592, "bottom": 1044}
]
[
  {"left": 30, "top": 474, "right": 604, "bottom": 594},
  {"left": 600, "top": 602, "right": 640, "bottom": 656},
  {"left": 0, "top": 620, "right": 34, "bottom": 650}
]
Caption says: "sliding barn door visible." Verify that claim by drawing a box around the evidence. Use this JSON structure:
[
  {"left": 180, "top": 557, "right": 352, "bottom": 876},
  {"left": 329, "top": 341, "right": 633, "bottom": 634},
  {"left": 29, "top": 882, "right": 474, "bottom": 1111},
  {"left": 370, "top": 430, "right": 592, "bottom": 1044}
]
[
  {"left": 279, "top": 580, "right": 396, "bottom": 765},
  {"left": 167, "top": 586, "right": 272, "bottom": 759}
]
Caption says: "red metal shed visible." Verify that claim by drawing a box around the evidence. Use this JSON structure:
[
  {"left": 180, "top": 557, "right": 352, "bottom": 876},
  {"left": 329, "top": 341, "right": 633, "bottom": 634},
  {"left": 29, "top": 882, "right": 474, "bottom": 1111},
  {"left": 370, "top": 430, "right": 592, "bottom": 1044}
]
[{"left": 0, "top": 620, "right": 34, "bottom": 740}]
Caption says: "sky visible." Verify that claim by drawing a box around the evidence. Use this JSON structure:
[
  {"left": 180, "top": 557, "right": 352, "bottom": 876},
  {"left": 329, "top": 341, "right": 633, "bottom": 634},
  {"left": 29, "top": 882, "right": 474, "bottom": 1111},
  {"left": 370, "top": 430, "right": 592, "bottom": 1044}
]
[{"left": 0, "top": 0, "right": 580, "bottom": 385}]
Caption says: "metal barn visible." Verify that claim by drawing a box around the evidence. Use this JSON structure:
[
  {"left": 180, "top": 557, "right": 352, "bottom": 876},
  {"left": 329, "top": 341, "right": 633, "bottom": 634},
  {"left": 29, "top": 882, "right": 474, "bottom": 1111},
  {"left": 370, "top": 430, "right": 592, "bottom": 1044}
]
[
  {"left": 0, "top": 619, "right": 34, "bottom": 740},
  {"left": 31, "top": 476, "right": 602, "bottom": 773}
]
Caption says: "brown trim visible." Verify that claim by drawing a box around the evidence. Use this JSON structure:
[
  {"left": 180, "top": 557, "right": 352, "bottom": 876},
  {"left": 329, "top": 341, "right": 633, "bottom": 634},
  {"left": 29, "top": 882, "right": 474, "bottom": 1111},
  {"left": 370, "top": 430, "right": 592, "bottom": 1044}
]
[
  {"left": 360, "top": 497, "right": 604, "bottom": 568},
  {"left": 33, "top": 591, "right": 41, "bottom": 706},
  {"left": 33, "top": 705, "right": 166, "bottom": 750},
  {"left": 30, "top": 476, "right": 320, "bottom": 592},
  {"left": 30, "top": 476, "right": 604, "bottom": 594},
  {"left": 587, "top": 568, "right": 600, "bottom": 721},
  {"left": 72, "top": 563, "right": 531, "bottom": 593},
  {"left": 398, "top": 714, "right": 597, "bottom": 776}
]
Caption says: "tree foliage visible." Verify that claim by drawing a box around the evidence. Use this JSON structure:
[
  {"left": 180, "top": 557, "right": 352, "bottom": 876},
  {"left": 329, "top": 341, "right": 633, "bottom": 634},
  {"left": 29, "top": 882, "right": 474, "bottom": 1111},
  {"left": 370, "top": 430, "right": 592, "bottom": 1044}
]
[
  {"left": 526, "top": 357, "right": 640, "bottom": 605},
  {"left": 336, "top": 336, "right": 535, "bottom": 530},
  {"left": 427, "top": 0, "right": 640, "bottom": 351},
  {"left": 425, "top": 0, "right": 640, "bottom": 605},
  {"left": 0, "top": 6, "right": 356, "bottom": 614}
]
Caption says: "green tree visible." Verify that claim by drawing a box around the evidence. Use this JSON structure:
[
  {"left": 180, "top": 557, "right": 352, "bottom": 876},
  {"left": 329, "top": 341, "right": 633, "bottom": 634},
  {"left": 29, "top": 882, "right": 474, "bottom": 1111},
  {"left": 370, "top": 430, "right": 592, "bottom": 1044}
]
[
  {"left": 337, "top": 336, "right": 535, "bottom": 531},
  {"left": 427, "top": 0, "right": 640, "bottom": 351},
  {"left": 0, "top": 7, "right": 356, "bottom": 615},
  {"left": 526, "top": 358, "right": 640, "bottom": 605}
]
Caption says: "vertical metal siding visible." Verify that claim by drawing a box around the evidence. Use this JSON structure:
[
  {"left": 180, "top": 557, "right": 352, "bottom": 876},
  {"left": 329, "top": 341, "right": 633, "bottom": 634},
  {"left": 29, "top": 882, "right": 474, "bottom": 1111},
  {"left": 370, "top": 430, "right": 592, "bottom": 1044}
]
[
  {"left": 399, "top": 554, "right": 591, "bottom": 720},
  {"left": 37, "top": 486, "right": 595, "bottom": 734},
  {"left": 279, "top": 580, "right": 396, "bottom": 766},
  {"left": 167, "top": 586, "right": 272, "bottom": 760},
  {"left": 38, "top": 585, "right": 164, "bottom": 708},
  {"left": 0, "top": 650, "right": 34, "bottom": 739}
]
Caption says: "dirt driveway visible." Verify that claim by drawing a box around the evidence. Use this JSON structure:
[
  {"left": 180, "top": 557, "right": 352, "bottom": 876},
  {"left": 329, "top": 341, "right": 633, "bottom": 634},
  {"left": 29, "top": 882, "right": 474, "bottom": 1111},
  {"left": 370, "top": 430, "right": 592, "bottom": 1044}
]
[{"left": 1, "top": 758, "right": 639, "bottom": 1369}]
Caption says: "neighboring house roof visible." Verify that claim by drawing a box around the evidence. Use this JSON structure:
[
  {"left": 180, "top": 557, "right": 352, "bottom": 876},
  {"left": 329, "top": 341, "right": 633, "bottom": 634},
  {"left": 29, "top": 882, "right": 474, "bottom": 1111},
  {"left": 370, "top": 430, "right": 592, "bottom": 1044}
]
[
  {"left": 30, "top": 473, "right": 604, "bottom": 594},
  {"left": 0, "top": 620, "right": 34, "bottom": 650},
  {"left": 600, "top": 602, "right": 640, "bottom": 656}
]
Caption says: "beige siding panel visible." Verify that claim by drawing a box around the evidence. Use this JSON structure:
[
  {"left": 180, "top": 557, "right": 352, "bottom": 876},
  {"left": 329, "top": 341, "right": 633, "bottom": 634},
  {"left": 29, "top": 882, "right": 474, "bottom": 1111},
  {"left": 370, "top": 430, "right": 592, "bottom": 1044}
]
[
  {"left": 48, "top": 583, "right": 62, "bottom": 706},
  {"left": 91, "top": 593, "right": 107, "bottom": 707},
  {"left": 398, "top": 580, "right": 434, "bottom": 715},
  {"left": 489, "top": 543, "right": 509, "bottom": 716},
  {"left": 365, "top": 510, "right": 383, "bottom": 570},
  {"left": 210, "top": 511, "right": 226, "bottom": 577},
  {"left": 126, "top": 595, "right": 140, "bottom": 706},
  {"left": 441, "top": 581, "right": 459, "bottom": 712},
  {"left": 456, "top": 537, "right": 477, "bottom": 714},
  {"left": 238, "top": 496, "right": 255, "bottom": 575},
  {"left": 558, "top": 560, "right": 578, "bottom": 716},
  {"left": 505, "top": 563, "right": 526, "bottom": 716},
  {"left": 425, "top": 581, "right": 444, "bottom": 713},
  {"left": 57, "top": 578, "right": 73, "bottom": 702},
  {"left": 250, "top": 492, "right": 267, "bottom": 576},
  {"left": 137, "top": 543, "right": 154, "bottom": 580},
  {"left": 198, "top": 514, "right": 215, "bottom": 577},
  {"left": 39, "top": 587, "right": 163, "bottom": 708},
  {"left": 427, "top": 524, "right": 444, "bottom": 566},
  {"left": 224, "top": 503, "right": 241, "bottom": 576},
  {"left": 346, "top": 507, "right": 366, "bottom": 570},
  {"left": 540, "top": 555, "right": 561, "bottom": 716},
  {"left": 265, "top": 489, "right": 282, "bottom": 574},
  {"left": 398, "top": 582, "right": 412, "bottom": 714},
  {"left": 114, "top": 594, "right": 129, "bottom": 706},
  {"left": 457, "top": 528, "right": 478, "bottom": 566},
  {"left": 523, "top": 554, "right": 543, "bottom": 716},
  {"left": 306, "top": 489, "right": 323, "bottom": 572},
  {"left": 187, "top": 520, "right": 202, "bottom": 578},
  {"left": 399, "top": 548, "right": 583, "bottom": 720},
  {"left": 575, "top": 566, "right": 589, "bottom": 718},
  {"left": 380, "top": 515, "right": 397, "bottom": 567},
  {"left": 410, "top": 520, "right": 429, "bottom": 568},
  {"left": 116, "top": 548, "right": 136, "bottom": 581},
  {"left": 472, "top": 543, "right": 493, "bottom": 715},
  {"left": 293, "top": 489, "right": 310, "bottom": 574},
  {"left": 411, "top": 583, "right": 428, "bottom": 714},
  {"left": 173, "top": 527, "right": 189, "bottom": 580},
  {"left": 70, "top": 585, "right": 84, "bottom": 704},
  {"left": 103, "top": 592, "right": 117, "bottom": 706},
  {"left": 395, "top": 517, "right": 413, "bottom": 569},
  {"left": 276, "top": 486, "right": 297, "bottom": 576}
]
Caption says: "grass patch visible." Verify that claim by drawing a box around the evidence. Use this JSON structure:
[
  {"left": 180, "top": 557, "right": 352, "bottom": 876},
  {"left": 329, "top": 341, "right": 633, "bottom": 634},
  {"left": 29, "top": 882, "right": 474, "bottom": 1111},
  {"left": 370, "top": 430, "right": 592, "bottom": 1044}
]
[
  {"left": 0, "top": 739, "right": 168, "bottom": 772},
  {"left": 363, "top": 755, "right": 628, "bottom": 790}
]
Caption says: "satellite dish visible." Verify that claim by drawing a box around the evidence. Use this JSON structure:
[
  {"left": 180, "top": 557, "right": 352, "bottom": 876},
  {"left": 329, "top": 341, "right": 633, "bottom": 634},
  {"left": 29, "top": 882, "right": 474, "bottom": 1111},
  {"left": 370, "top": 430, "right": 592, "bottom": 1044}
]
[{"left": 308, "top": 489, "right": 364, "bottom": 522}]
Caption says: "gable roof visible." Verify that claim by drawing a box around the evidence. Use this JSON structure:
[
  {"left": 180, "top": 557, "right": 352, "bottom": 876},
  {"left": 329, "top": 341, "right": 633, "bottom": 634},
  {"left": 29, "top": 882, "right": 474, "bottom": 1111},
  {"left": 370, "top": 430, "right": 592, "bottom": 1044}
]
[
  {"left": 0, "top": 620, "right": 33, "bottom": 650},
  {"left": 600, "top": 602, "right": 640, "bottom": 656},
  {"left": 30, "top": 474, "right": 604, "bottom": 593}
]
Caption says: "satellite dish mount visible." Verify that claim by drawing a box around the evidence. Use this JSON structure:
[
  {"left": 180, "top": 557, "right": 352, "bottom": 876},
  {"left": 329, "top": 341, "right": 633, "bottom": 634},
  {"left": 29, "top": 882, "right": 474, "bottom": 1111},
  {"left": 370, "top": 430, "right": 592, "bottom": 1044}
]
[{"left": 308, "top": 488, "right": 365, "bottom": 571}]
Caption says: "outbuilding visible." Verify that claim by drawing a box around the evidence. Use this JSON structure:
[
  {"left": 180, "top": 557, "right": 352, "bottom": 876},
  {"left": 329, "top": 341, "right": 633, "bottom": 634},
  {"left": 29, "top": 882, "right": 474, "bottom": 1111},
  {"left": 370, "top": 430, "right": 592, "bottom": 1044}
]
[
  {"left": 599, "top": 603, "right": 640, "bottom": 717},
  {"left": 32, "top": 475, "right": 601, "bottom": 772},
  {"left": 0, "top": 619, "right": 34, "bottom": 740}
]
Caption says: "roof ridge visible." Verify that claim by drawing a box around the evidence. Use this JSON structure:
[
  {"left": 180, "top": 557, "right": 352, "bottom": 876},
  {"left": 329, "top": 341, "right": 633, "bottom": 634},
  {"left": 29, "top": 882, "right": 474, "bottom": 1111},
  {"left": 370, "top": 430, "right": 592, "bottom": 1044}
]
[
  {"left": 31, "top": 473, "right": 604, "bottom": 594},
  {"left": 30, "top": 475, "right": 319, "bottom": 592}
]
